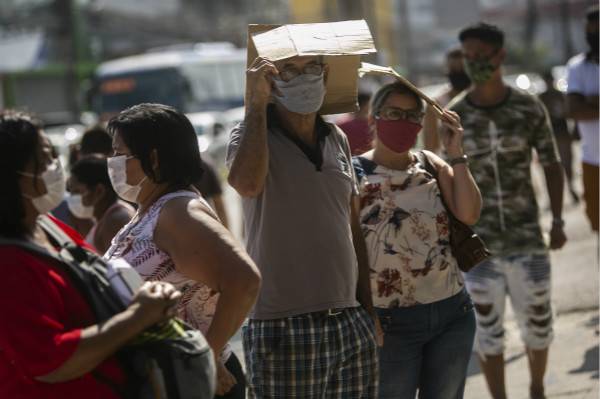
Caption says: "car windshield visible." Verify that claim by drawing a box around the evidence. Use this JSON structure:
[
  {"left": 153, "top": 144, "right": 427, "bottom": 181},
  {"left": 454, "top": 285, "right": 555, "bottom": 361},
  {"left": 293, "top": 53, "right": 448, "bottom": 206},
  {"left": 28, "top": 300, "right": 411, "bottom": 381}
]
[{"left": 179, "top": 60, "right": 245, "bottom": 112}]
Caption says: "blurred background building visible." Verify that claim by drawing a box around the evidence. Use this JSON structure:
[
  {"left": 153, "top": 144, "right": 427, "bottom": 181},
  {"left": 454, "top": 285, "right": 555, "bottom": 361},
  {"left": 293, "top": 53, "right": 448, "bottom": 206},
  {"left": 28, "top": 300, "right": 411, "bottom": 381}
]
[{"left": 0, "top": 0, "right": 595, "bottom": 124}]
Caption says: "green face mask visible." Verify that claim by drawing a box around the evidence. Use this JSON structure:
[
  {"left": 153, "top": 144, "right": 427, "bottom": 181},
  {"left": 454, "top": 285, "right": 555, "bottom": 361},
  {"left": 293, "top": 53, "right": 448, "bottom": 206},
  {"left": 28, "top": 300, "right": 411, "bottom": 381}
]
[{"left": 464, "top": 55, "right": 497, "bottom": 84}]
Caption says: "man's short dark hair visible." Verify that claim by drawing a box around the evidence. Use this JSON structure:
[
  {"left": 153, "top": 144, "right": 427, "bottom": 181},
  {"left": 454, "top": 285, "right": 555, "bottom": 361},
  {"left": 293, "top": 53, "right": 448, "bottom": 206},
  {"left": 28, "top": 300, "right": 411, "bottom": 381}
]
[
  {"left": 107, "top": 103, "right": 203, "bottom": 189},
  {"left": 459, "top": 23, "right": 505, "bottom": 49},
  {"left": 71, "top": 154, "right": 116, "bottom": 198},
  {"left": 80, "top": 125, "right": 112, "bottom": 156},
  {"left": 587, "top": 5, "right": 599, "bottom": 22}
]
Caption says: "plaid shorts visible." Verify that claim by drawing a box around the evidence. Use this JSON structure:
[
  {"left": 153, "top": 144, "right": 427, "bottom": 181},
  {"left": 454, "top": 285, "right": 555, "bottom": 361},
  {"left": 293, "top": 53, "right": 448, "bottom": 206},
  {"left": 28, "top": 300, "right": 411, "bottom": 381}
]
[{"left": 242, "top": 306, "right": 378, "bottom": 398}]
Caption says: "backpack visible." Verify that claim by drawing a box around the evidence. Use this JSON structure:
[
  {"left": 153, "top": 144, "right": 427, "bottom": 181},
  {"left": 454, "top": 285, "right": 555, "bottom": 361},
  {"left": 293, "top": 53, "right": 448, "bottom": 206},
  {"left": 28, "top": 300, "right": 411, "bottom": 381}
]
[{"left": 0, "top": 215, "right": 216, "bottom": 399}]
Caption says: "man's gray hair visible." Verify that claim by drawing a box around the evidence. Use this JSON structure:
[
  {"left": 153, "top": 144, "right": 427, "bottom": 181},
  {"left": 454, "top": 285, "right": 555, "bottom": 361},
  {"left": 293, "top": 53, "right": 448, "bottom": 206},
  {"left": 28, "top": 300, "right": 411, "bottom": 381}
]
[{"left": 370, "top": 82, "right": 423, "bottom": 117}]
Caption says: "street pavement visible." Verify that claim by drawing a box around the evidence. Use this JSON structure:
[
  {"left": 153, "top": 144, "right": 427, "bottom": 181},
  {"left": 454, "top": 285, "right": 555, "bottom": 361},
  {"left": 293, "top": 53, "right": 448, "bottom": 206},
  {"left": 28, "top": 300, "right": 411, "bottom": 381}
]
[{"left": 465, "top": 199, "right": 599, "bottom": 399}]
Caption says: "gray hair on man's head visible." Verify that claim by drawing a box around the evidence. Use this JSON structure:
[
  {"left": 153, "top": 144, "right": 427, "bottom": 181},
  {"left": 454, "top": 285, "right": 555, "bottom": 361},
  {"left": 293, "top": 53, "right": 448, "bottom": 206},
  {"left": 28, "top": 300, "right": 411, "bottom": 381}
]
[{"left": 370, "top": 82, "right": 423, "bottom": 117}]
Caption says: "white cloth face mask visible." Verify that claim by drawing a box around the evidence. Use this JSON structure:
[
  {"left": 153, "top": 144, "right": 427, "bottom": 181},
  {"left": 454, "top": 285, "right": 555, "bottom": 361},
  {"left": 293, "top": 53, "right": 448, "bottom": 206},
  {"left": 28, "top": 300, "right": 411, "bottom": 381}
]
[
  {"left": 107, "top": 155, "right": 147, "bottom": 202},
  {"left": 66, "top": 193, "right": 95, "bottom": 220},
  {"left": 20, "top": 159, "right": 66, "bottom": 215},
  {"left": 272, "top": 73, "right": 326, "bottom": 115}
]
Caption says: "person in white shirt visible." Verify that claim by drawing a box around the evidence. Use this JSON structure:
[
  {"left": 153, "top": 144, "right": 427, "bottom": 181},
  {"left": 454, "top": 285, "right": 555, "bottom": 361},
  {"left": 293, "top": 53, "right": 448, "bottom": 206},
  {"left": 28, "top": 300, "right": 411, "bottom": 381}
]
[{"left": 567, "top": 5, "right": 599, "bottom": 232}]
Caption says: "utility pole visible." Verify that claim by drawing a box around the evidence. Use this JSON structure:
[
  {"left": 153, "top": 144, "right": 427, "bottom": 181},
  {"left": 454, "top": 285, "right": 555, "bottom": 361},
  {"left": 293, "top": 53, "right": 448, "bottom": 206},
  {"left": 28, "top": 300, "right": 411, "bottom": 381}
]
[
  {"left": 397, "top": 0, "right": 414, "bottom": 81},
  {"left": 55, "top": 0, "right": 80, "bottom": 121},
  {"left": 559, "top": 0, "right": 574, "bottom": 62},
  {"left": 523, "top": 0, "right": 539, "bottom": 68}
]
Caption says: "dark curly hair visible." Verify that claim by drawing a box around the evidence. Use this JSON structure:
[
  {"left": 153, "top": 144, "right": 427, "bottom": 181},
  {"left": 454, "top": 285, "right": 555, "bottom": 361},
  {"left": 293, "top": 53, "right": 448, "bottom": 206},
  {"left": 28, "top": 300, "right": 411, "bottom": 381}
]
[
  {"left": 80, "top": 125, "right": 112, "bottom": 156},
  {"left": 70, "top": 154, "right": 117, "bottom": 201},
  {"left": 107, "top": 103, "right": 203, "bottom": 189},
  {"left": 459, "top": 22, "right": 505, "bottom": 50},
  {"left": 0, "top": 110, "right": 43, "bottom": 238}
]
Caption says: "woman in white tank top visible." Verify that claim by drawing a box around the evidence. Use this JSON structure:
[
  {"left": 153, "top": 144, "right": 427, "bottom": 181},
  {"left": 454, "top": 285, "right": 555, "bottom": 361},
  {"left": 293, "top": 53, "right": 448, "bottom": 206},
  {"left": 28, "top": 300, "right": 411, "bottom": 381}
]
[{"left": 103, "top": 104, "right": 261, "bottom": 398}]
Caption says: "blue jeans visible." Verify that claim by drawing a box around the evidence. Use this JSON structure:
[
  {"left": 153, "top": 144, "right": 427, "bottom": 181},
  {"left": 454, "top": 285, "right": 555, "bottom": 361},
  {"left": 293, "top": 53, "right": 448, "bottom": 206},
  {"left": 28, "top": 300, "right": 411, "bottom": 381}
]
[{"left": 376, "top": 289, "right": 476, "bottom": 399}]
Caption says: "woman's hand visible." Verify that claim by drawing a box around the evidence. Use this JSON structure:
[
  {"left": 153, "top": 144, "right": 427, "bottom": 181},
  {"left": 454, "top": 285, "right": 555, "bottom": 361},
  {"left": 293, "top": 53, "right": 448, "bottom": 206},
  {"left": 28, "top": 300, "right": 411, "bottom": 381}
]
[
  {"left": 130, "top": 281, "right": 181, "bottom": 328},
  {"left": 36, "top": 281, "right": 182, "bottom": 384},
  {"left": 439, "top": 110, "right": 465, "bottom": 158},
  {"left": 215, "top": 358, "right": 237, "bottom": 395}
]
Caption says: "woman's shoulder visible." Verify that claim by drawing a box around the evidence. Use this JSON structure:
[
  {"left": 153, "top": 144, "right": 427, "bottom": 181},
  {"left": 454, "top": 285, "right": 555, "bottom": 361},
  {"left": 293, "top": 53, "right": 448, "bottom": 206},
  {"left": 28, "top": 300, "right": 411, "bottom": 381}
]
[
  {"left": 0, "top": 244, "right": 66, "bottom": 297},
  {"left": 0, "top": 244, "right": 43, "bottom": 267},
  {"left": 352, "top": 150, "right": 377, "bottom": 176},
  {"left": 105, "top": 201, "right": 135, "bottom": 222},
  {"left": 157, "top": 191, "right": 218, "bottom": 229}
]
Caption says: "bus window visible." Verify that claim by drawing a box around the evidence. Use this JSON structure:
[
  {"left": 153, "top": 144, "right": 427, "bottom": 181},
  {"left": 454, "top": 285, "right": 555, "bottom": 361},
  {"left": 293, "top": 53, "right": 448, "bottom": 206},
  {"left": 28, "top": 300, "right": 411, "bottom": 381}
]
[{"left": 94, "top": 68, "right": 189, "bottom": 116}]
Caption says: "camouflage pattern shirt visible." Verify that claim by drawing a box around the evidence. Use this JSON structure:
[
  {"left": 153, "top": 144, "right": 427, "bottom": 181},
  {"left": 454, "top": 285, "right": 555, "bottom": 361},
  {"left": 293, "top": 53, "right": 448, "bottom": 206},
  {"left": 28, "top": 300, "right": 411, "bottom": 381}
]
[{"left": 448, "top": 88, "right": 560, "bottom": 256}]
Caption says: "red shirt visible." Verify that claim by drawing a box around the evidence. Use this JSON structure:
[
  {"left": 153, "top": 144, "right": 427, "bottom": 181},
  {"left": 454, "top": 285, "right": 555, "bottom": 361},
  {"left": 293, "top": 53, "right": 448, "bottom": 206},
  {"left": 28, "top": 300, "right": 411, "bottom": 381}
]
[
  {"left": 0, "top": 217, "right": 126, "bottom": 398},
  {"left": 338, "top": 117, "right": 373, "bottom": 156}
]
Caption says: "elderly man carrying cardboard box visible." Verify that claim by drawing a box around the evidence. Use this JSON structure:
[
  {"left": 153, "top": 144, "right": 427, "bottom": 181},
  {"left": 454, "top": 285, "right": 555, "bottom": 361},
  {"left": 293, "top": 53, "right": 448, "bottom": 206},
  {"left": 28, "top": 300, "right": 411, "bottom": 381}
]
[{"left": 226, "top": 20, "right": 381, "bottom": 398}]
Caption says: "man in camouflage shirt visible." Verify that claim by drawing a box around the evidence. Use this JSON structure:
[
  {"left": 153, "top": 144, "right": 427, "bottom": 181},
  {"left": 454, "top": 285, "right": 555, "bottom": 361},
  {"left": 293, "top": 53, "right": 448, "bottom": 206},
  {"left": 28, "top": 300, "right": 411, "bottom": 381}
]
[{"left": 449, "top": 23, "right": 567, "bottom": 399}]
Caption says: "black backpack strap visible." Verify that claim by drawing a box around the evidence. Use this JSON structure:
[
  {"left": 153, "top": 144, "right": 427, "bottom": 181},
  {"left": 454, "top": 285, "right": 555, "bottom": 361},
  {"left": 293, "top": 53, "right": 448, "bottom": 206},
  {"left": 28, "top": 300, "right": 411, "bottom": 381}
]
[
  {"left": 415, "top": 150, "right": 438, "bottom": 179},
  {"left": 38, "top": 216, "right": 123, "bottom": 319},
  {"left": 0, "top": 237, "right": 59, "bottom": 264},
  {"left": 38, "top": 215, "right": 89, "bottom": 264}
]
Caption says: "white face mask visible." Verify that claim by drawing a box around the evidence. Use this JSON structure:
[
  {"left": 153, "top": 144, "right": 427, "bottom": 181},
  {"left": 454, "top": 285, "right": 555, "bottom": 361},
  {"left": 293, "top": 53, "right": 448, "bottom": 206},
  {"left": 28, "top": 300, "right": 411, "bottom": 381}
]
[
  {"left": 66, "top": 193, "right": 95, "bottom": 220},
  {"left": 20, "top": 159, "right": 66, "bottom": 214},
  {"left": 272, "top": 73, "right": 326, "bottom": 115},
  {"left": 107, "top": 155, "right": 147, "bottom": 202}
]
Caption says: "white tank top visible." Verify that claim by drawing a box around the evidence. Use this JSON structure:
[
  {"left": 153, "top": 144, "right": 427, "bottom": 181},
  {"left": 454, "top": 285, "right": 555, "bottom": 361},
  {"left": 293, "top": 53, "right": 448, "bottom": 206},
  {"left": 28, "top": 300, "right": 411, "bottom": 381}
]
[{"left": 104, "top": 190, "right": 230, "bottom": 359}]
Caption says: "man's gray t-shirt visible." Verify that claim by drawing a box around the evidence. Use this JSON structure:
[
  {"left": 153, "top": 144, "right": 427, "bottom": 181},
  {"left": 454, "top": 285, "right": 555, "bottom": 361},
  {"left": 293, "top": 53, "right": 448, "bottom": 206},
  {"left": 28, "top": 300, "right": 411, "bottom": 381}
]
[{"left": 227, "top": 113, "right": 360, "bottom": 320}]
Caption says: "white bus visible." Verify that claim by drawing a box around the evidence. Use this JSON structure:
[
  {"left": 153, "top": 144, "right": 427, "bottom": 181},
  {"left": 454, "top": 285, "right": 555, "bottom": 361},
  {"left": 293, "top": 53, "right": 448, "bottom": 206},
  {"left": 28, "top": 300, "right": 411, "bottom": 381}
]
[{"left": 90, "top": 43, "right": 246, "bottom": 121}]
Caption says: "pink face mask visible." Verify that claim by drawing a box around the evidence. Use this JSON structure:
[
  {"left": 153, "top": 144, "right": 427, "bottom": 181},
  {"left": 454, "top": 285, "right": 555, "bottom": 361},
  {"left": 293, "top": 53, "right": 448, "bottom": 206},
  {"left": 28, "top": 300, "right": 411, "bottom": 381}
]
[{"left": 375, "top": 119, "right": 422, "bottom": 153}]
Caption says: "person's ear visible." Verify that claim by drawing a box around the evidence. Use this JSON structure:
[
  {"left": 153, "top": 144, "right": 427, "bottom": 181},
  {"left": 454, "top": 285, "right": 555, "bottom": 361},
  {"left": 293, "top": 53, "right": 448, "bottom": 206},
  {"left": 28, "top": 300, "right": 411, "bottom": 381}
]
[
  {"left": 93, "top": 183, "right": 106, "bottom": 204},
  {"left": 496, "top": 48, "right": 506, "bottom": 65},
  {"left": 323, "top": 63, "right": 330, "bottom": 85}
]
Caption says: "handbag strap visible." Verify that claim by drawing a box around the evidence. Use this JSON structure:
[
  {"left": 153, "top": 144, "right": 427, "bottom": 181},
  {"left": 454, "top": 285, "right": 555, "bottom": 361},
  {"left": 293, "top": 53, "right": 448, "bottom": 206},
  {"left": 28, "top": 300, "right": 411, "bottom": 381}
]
[{"left": 414, "top": 151, "right": 457, "bottom": 222}]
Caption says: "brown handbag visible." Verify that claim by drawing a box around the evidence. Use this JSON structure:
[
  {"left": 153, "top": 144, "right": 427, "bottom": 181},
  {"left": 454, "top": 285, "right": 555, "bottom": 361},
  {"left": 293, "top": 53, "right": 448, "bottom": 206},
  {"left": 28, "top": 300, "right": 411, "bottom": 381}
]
[{"left": 416, "top": 151, "right": 491, "bottom": 272}]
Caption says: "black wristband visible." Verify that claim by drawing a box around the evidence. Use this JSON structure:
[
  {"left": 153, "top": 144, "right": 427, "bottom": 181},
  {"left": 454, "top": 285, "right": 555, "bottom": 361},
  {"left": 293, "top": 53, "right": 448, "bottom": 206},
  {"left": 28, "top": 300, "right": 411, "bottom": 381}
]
[{"left": 449, "top": 154, "right": 468, "bottom": 167}]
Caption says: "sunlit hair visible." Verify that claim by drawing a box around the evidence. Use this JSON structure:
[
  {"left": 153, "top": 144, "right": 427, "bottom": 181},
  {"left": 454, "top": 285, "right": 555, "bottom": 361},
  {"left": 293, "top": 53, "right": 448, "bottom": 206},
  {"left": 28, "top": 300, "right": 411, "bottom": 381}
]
[
  {"left": 0, "top": 110, "right": 43, "bottom": 238},
  {"left": 107, "top": 103, "right": 204, "bottom": 189},
  {"left": 369, "top": 82, "right": 423, "bottom": 118}
]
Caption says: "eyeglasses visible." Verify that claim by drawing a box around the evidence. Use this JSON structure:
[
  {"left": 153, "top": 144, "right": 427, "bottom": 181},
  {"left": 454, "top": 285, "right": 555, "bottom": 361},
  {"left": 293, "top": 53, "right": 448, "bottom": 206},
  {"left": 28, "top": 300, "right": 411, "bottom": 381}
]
[
  {"left": 376, "top": 107, "right": 424, "bottom": 124},
  {"left": 278, "top": 63, "right": 324, "bottom": 82}
]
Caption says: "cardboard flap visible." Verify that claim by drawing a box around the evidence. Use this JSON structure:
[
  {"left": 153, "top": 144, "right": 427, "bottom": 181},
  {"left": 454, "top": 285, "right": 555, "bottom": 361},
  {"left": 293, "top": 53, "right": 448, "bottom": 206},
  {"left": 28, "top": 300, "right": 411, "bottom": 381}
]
[
  {"left": 246, "top": 21, "right": 376, "bottom": 115},
  {"left": 251, "top": 20, "right": 375, "bottom": 61}
]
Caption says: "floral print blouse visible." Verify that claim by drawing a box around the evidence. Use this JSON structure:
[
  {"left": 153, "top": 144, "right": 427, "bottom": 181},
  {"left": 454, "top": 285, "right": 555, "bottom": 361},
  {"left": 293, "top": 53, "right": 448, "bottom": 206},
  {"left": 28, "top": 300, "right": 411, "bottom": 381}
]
[{"left": 354, "top": 154, "right": 464, "bottom": 308}]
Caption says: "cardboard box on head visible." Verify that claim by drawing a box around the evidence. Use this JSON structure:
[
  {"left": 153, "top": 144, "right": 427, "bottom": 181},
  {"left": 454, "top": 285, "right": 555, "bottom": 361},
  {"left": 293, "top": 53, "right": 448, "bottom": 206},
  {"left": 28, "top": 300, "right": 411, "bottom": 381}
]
[{"left": 247, "top": 20, "right": 377, "bottom": 115}]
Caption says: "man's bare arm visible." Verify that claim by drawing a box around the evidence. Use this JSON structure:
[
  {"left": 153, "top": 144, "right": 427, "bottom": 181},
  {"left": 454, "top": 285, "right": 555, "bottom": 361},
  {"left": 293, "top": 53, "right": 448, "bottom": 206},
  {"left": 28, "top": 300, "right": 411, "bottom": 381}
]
[{"left": 228, "top": 58, "right": 278, "bottom": 197}]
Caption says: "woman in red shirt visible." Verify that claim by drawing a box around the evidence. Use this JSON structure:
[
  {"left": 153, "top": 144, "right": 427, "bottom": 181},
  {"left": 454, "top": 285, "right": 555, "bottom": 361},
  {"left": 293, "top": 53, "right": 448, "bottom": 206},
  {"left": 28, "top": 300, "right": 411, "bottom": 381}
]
[{"left": 0, "top": 110, "right": 181, "bottom": 398}]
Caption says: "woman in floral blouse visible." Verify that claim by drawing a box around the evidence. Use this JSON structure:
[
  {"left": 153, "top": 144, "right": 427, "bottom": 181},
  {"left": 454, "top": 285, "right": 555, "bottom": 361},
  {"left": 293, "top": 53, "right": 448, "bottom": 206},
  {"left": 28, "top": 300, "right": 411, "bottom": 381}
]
[{"left": 354, "top": 82, "right": 482, "bottom": 399}]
